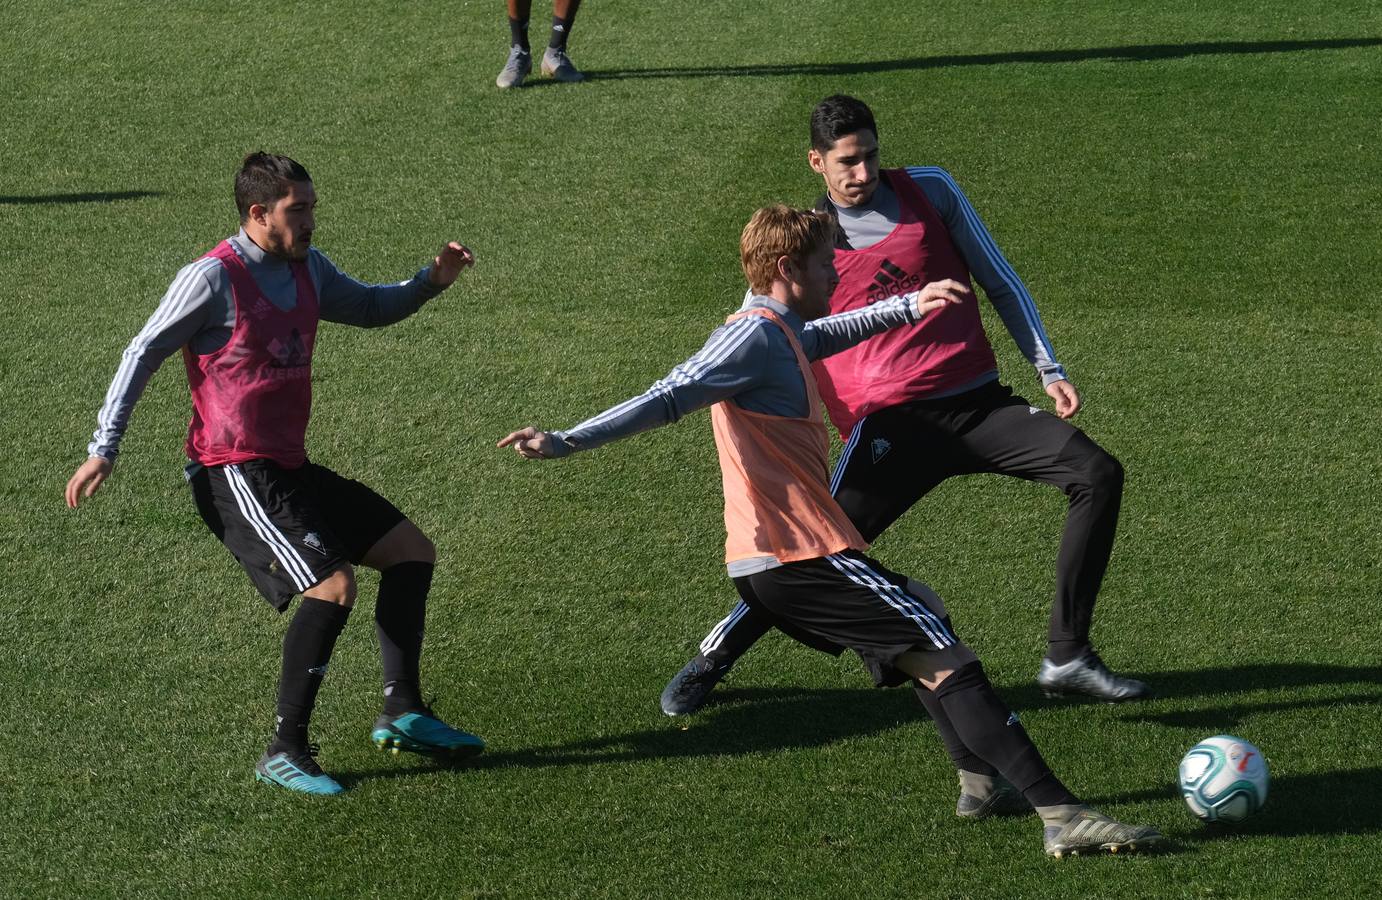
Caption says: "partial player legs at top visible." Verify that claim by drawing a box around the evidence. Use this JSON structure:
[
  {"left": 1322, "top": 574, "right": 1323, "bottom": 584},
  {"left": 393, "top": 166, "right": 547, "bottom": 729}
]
[{"left": 497, "top": 0, "right": 585, "bottom": 88}]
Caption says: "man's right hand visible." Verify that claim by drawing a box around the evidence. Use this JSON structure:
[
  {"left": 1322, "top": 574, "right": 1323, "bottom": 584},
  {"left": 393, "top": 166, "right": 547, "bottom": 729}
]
[
  {"left": 911, "top": 279, "right": 973, "bottom": 317},
  {"left": 65, "top": 456, "right": 112, "bottom": 508},
  {"left": 498, "top": 427, "right": 559, "bottom": 459}
]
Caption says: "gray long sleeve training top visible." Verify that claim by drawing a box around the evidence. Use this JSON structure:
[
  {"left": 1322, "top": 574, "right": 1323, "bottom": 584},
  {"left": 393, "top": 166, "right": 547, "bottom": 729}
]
[{"left": 87, "top": 230, "right": 443, "bottom": 461}]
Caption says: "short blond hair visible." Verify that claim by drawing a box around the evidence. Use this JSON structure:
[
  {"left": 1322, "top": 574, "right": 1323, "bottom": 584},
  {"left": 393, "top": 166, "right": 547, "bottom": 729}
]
[{"left": 740, "top": 205, "right": 835, "bottom": 295}]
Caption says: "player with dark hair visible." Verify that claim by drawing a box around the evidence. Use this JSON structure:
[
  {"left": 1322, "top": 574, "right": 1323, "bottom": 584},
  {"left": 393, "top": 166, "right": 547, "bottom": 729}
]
[
  {"left": 496, "top": 0, "right": 585, "bottom": 88},
  {"left": 499, "top": 205, "right": 1162, "bottom": 857},
  {"left": 662, "top": 95, "right": 1147, "bottom": 726},
  {"left": 65, "top": 152, "right": 483, "bottom": 795}
]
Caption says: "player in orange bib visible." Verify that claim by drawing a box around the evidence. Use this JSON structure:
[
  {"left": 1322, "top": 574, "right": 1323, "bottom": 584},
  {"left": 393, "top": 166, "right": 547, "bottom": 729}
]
[{"left": 499, "top": 205, "right": 1162, "bottom": 857}]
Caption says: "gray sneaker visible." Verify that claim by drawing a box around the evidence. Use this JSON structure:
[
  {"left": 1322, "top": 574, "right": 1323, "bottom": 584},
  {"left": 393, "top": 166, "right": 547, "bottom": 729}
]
[
  {"left": 541, "top": 47, "right": 585, "bottom": 82},
  {"left": 955, "top": 774, "right": 1032, "bottom": 819},
  {"left": 1043, "top": 808, "right": 1163, "bottom": 858},
  {"left": 1036, "top": 648, "right": 1150, "bottom": 702},
  {"left": 660, "top": 654, "right": 731, "bottom": 716},
  {"left": 496, "top": 46, "right": 532, "bottom": 89}
]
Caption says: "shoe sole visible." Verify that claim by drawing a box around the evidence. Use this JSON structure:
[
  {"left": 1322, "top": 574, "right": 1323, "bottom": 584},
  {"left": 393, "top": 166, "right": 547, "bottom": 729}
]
[
  {"left": 1047, "top": 834, "right": 1165, "bottom": 859},
  {"left": 1040, "top": 687, "right": 1151, "bottom": 703},
  {"left": 372, "top": 731, "right": 485, "bottom": 758}
]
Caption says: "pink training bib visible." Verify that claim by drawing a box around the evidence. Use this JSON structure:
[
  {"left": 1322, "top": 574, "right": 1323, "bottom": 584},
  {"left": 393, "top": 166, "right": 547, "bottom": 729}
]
[
  {"left": 183, "top": 241, "right": 318, "bottom": 468},
  {"left": 813, "top": 168, "right": 998, "bottom": 438}
]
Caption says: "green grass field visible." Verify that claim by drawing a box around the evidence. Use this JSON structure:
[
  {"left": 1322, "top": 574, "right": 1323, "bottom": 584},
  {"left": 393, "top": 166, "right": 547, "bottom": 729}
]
[{"left": 3, "top": 1, "right": 1381, "bottom": 896}]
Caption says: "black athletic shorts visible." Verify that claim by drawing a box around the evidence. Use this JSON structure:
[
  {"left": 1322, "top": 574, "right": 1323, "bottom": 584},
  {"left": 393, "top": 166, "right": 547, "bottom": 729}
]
[
  {"left": 733, "top": 550, "right": 957, "bottom": 688},
  {"left": 188, "top": 458, "right": 406, "bottom": 610}
]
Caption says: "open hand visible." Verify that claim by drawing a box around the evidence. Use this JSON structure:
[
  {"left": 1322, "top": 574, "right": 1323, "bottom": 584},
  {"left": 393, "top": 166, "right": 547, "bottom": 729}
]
[
  {"left": 65, "top": 456, "right": 113, "bottom": 508},
  {"left": 911, "top": 279, "right": 973, "bottom": 317},
  {"left": 498, "top": 427, "right": 559, "bottom": 459}
]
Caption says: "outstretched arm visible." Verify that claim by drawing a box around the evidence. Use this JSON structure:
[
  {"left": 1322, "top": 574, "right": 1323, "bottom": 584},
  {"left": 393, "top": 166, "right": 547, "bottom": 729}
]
[
  {"left": 315, "top": 240, "right": 475, "bottom": 327},
  {"left": 800, "top": 280, "right": 970, "bottom": 360},
  {"left": 498, "top": 316, "right": 771, "bottom": 460}
]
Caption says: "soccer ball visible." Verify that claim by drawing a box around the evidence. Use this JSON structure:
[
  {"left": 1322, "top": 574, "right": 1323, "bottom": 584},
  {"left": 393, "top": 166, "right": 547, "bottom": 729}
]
[{"left": 1178, "top": 735, "right": 1269, "bottom": 823}]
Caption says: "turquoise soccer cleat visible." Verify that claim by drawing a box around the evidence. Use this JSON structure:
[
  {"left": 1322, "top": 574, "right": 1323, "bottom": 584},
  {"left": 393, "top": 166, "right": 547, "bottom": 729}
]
[
  {"left": 371, "top": 706, "right": 485, "bottom": 757},
  {"left": 255, "top": 744, "right": 344, "bottom": 796}
]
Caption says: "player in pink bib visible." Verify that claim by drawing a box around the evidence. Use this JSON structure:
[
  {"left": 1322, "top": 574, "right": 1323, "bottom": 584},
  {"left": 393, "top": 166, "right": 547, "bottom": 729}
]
[{"left": 66, "top": 153, "right": 484, "bottom": 794}]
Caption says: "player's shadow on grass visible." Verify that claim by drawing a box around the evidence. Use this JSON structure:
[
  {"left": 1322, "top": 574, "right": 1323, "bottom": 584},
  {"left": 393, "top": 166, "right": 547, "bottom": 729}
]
[
  {"left": 585, "top": 37, "right": 1382, "bottom": 81},
  {"left": 332, "top": 663, "right": 1380, "bottom": 786},
  {"left": 1089, "top": 767, "right": 1382, "bottom": 838},
  {"left": 487, "top": 685, "right": 921, "bottom": 768},
  {"left": 0, "top": 190, "right": 162, "bottom": 205},
  {"left": 334, "top": 685, "right": 922, "bottom": 786}
]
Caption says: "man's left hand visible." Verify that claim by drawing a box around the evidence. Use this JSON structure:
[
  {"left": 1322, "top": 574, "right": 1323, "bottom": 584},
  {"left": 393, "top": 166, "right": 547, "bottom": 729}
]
[
  {"left": 429, "top": 241, "right": 476, "bottom": 287},
  {"left": 1045, "top": 379, "right": 1082, "bottom": 419}
]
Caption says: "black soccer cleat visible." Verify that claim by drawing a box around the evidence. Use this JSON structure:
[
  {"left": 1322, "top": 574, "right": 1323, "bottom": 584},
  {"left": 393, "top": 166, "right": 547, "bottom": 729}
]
[{"left": 660, "top": 654, "right": 732, "bottom": 716}]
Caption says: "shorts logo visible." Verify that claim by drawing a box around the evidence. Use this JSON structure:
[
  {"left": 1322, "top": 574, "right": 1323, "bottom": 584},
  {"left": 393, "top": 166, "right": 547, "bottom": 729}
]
[
  {"left": 302, "top": 531, "right": 327, "bottom": 555},
  {"left": 1028, "top": 406, "right": 1041, "bottom": 415},
  {"left": 871, "top": 437, "right": 892, "bottom": 464},
  {"left": 1006, "top": 712, "right": 1020, "bottom": 726}
]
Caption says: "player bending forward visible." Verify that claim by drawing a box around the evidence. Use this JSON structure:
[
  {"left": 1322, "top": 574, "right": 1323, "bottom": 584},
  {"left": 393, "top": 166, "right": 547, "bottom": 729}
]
[
  {"left": 66, "top": 152, "right": 484, "bottom": 795},
  {"left": 499, "top": 205, "right": 1162, "bottom": 857}
]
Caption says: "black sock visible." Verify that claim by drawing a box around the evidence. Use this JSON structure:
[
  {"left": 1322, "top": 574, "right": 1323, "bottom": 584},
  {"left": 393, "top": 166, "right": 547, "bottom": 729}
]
[
  {"left": 376, "top": 561, "right": 432, "bottom": 715},
  {"left": 509, "top": 17, "right": 530, "bottom": 52},
  {"left": 1046, "top": 639, "right": 1086, "bottom": 665},
  {"left": 913, "top": 682, "right": 998, "bottom": 777},
  {"left": 548, "top": 2, "right": 580, "bottom": 50},
  {"left": 271, "top": 597, "right": 350, "bottom": 753},
  {"left": 913, "top": 615, "right": 996, "bottom": 775},
  {"left": 933, "top": 661, "right": 1080, "bottom": 808}
]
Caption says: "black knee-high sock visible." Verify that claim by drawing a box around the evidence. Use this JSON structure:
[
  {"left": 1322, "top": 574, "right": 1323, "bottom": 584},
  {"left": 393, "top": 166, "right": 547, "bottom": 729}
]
[
  {"left": 272, "top": 597, "right": 351, "bottom": 753},
  {"left": 913, "top": 682, "right": 998, "bottom": 776},
  {"left": 376, "top": 561, "right": 432, "bottom": 715},
  {"left": 509, "top": 17, "right": 530, "bottom": 51},
  {"left": 913, "top": 616, "right": 997, "bottom": 775},
  {"left": 548, "top": 0, "right": 581, "bottom": 49},
  {"left": 933, "top": 661, "right": 1079, "bottom": 808}
]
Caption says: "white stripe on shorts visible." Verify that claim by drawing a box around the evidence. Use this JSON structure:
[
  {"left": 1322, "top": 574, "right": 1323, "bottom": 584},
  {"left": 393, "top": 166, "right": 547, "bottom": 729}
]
[
  {"left": 699, "top": 600, "right": 751, "bottom": 654},
  {"left": 224, "top": 464, "right": 317, "bottom": 591},
  {"left": 826, "top": 553, "right": 953, "bottom": 649}
]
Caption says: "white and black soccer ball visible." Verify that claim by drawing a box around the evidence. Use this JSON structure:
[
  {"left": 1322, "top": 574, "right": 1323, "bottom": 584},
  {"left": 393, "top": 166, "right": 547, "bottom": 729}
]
[{"left": 1178, "top": 735, "right": 1269, "bottom": 823}]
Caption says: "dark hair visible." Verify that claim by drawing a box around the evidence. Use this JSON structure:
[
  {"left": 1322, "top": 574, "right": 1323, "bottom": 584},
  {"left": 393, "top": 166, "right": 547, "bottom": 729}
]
[
  {"left": 234, "top": 152, "right": 311, "bottom": 222},
  {"left": 809, "top": 95, "right": 878, "bottom": 153}
]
